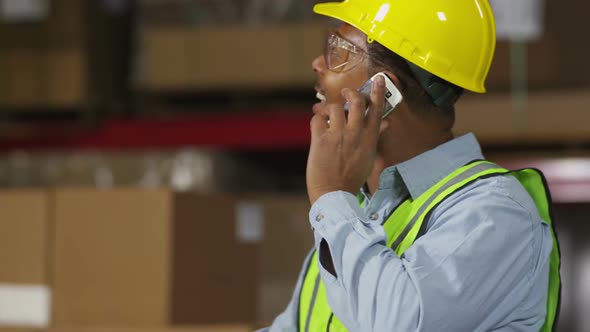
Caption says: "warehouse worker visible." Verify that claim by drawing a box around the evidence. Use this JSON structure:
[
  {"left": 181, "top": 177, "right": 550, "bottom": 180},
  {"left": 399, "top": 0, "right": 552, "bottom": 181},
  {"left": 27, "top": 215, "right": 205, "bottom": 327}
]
[{"left": 260, "top": 0, "right": 561, "bottom": 331}]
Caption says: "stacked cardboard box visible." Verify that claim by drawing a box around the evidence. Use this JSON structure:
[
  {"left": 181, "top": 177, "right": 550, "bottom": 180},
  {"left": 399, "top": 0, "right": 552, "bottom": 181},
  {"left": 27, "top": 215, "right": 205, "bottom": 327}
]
[
  {"left": 52, "top": 189, "right": 258, "bottom": 327},
  {"left": 0, "top": 0, "right": 87, "bottom": 107},
  {"left": 0, "top": 327, "right": 252, "bottom": 332},
  {"left": 0, "top": 189, "right": 259, "bottom": 330},
  {"left": 0, "top": 191, "right": 51, "bottom": 329},
  {"left": 138, "top": 23, "right": 327, "bottom": 91},
  {"left": 237, "top": 194, "right": 313, "bottom": 325},
  {"left": 48, "top": 327, "right": 253, "bottom": 332},
  {"left": 0, "top": 187, "right": 318, "bottom": 330}
]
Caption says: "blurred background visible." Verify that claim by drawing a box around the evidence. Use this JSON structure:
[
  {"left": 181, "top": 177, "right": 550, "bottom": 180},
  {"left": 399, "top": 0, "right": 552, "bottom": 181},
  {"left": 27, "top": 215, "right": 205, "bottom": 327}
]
[{"left": 0, "top": 0, "right": 588, "bottom": 331}]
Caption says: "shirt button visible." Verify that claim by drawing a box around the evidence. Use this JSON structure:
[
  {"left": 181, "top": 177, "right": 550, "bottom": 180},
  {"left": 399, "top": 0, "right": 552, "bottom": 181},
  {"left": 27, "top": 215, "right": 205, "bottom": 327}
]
[
  {"left": 315, "top": 214, "right": 324, "bottom": 222},
  {"left": 369, "top": 212, "right": 379, "bottom": 221}
]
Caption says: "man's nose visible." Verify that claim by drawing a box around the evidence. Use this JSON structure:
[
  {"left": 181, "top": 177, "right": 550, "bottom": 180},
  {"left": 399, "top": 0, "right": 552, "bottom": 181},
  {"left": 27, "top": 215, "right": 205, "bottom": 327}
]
[{"left": 312, "top": 55, "right": 325, "bottom": 74}]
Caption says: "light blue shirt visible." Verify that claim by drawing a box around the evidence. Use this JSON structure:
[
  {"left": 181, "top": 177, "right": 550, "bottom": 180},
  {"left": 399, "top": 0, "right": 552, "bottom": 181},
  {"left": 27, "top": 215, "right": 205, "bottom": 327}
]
[{"left": 262, "top": 133, "right": 553, "bottom": 332}]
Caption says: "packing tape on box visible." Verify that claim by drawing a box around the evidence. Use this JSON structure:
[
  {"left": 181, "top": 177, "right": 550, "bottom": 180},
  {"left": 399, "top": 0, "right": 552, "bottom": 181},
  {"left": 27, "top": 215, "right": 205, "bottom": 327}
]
[{"left": 0, "top": 284, "right": 50, "bottom": 327}]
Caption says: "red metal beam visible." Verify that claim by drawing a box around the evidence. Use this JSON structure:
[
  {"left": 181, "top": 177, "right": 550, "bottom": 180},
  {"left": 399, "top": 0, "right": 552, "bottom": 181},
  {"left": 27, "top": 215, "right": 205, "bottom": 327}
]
[{"left": 0, "top": 111, "right": 313, "bottom": 151}]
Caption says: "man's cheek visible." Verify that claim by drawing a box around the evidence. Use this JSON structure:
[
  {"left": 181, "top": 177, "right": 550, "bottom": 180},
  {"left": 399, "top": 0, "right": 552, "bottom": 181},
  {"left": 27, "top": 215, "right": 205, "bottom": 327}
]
[{"left": 328, "top": 89, "right": 346, "bottom": 105}]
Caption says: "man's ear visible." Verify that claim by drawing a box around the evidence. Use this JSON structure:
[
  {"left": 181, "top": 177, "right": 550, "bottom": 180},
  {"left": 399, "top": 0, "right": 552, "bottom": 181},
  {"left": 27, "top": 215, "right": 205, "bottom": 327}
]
[{"left": 381, "top": 70, "right": 402, "bottom": 90}]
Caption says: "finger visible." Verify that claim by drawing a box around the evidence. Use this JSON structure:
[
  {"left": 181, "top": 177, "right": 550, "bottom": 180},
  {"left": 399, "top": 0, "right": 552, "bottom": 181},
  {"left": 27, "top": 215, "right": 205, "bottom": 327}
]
[
  {"left": 367, "top": 75, "right": 386, "bottom": 132},
  {"left": 310, "top": 113, "right": 328, "bottom": 139},
  {"left": 325, "top": 103, "right": 346, "bottom": 131},
  {"left": 312, "top": 101, "right": 331, "bottom": 117},
  {"left": 342, "top": 88, "right": 367, "bottom": 129}
]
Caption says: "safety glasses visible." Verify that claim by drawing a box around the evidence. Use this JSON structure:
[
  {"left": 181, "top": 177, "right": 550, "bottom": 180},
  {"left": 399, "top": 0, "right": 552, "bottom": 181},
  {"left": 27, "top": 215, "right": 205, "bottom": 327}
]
[{"left": 324, "top": 32, "right": 368, "bottom": 73}]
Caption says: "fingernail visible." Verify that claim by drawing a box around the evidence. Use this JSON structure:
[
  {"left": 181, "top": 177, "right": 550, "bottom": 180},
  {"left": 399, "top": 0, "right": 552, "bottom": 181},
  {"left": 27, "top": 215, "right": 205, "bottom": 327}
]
[{"left": 377, "top": 76, "right": 385, "bottom": 87}]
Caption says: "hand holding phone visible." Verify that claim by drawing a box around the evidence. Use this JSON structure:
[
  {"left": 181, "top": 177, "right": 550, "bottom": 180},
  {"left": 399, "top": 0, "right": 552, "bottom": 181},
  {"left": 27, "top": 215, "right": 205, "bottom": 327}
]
[{"left": 308, "top": 73, "right": 398, "bottom": 205}]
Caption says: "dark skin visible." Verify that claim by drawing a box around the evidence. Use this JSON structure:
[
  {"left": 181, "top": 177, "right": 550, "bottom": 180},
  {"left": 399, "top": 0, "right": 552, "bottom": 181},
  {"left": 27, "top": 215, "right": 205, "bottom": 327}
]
[{"left": 307, "top": 23, "right": 454, "bottom": 204}]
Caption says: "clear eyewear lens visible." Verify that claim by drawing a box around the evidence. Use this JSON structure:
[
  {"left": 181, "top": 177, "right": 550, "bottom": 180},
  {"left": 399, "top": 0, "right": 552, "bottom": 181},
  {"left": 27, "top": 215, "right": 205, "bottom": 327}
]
[{"left": 324, "top": 34, "right": 365, "bottom": 72}]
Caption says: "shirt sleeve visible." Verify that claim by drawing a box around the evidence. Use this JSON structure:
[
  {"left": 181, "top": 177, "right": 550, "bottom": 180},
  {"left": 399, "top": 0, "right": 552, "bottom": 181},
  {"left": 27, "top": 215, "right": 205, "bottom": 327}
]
[{"left": 308, "top": 177, "right": 551, "bottom": 331}]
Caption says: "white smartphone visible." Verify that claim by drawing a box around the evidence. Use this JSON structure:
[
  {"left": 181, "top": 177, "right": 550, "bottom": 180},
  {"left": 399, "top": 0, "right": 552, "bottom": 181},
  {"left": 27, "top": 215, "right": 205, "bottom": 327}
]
[{"left": 344, "top": 72, "right": 403, "bottom": 119}]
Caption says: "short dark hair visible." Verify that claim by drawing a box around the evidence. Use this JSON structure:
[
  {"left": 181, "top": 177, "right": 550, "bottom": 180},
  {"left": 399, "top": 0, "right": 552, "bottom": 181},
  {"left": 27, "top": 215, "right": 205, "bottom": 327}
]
[{"left": 366, "top": 41, "right": 461, "bottom": 123}]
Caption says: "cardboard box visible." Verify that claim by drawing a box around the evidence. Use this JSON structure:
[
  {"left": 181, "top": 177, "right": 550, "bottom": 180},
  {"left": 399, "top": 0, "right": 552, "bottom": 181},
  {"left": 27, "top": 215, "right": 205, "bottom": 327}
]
[
  {"left": 253, "top": 195, "right": 313, "bottom": 282},
  {"left": 45, "top": 48, "right": 86, "bottom": 106},
  {"left": 486, "top": 38, "right": 557, "bottom": 91},
  {"left": 0, "top": 0, "right": 84, "bottom": 48},
  {"left": 474, "top": 0, "right": 590, "bottom": 91},
  {"left": 455, "top": 88, "right": 590, "bottom": 145},
  {"left": 2, "top": 327, "right": 254, "bottom": 332},
  {"left": 0, "top": 191, "right": 51, "bottom": 328},
  {"left": 238, "top": 195, "right": 312, "bottom": 324},
  {"left": 258, "top": 279, "right": 299, "bottom": 326},
  {"left": 0, "top": 48, "right": 86, "bottom": 108},
  {"left": 46, "top": 327, "right": 253, "bottom": 332},
  {"left": 0, "top": 0, "right": 86, "bottom": 108},
  {"left": 139, "top": 23, "right": 327, "bottom": 91},
  {"left": 1, "top": 50, "right": 44, "bottom": 106},
  {"left": 52, "top": 189, "right": 257, "bottom": 327}
]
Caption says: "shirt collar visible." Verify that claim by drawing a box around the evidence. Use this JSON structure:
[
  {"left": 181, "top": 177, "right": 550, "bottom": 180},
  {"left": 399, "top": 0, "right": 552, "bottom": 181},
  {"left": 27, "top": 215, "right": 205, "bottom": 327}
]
[{"left": 378, "top": 133, "right": 485, "bottom": 200}]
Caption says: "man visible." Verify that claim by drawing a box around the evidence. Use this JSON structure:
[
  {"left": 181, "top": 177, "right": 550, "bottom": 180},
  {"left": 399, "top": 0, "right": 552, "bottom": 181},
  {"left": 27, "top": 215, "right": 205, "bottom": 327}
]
[{"left": 261, "top": 0, "right": 560, "bottom": 331}]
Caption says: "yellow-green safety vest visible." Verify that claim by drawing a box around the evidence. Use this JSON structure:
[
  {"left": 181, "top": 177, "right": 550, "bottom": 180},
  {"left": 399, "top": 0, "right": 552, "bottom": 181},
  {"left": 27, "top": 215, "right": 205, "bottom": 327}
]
[{"left": 298, "top": 161, "right": 561, "bottom": 332}]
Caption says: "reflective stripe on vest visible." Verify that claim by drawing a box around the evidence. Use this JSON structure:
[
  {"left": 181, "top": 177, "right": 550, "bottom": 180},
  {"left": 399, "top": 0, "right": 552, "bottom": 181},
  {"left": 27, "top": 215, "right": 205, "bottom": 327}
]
[{"left": 298, "top": 161, "right": 561, "bottom": 332}]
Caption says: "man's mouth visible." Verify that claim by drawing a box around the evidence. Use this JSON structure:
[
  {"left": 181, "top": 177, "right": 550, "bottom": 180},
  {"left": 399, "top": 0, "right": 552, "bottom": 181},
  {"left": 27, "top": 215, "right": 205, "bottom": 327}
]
[
  {"left": 315, "top": 92, "right": 326, "bottom": 102},
  {"left": 315, "top": 83, "right": 326, "bottom": 102}
]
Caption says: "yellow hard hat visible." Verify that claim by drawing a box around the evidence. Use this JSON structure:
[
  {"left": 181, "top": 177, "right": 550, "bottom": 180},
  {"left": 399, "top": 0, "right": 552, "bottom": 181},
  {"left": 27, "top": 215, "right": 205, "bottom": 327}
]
[{"left": 313, "top": 0, "right": 496, "bottom": 93}]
